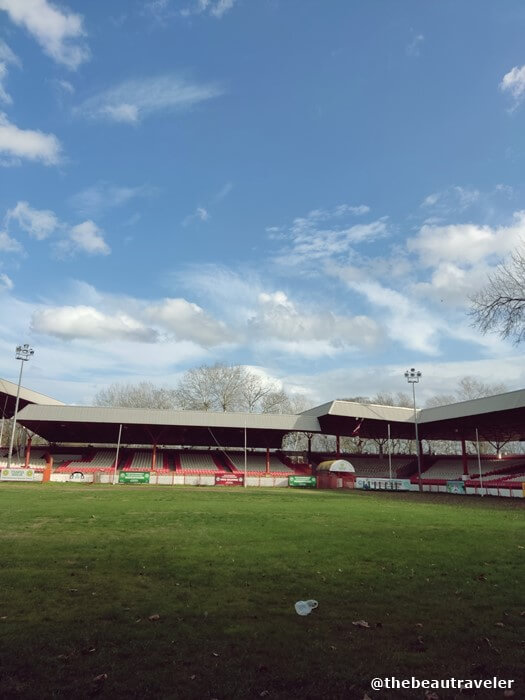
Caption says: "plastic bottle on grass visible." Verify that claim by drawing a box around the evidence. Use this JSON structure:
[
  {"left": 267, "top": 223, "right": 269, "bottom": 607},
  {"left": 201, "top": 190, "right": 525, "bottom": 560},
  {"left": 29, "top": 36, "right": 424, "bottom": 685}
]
[{"left": 294, "top": 599, "right": 318, "bottom": 616}]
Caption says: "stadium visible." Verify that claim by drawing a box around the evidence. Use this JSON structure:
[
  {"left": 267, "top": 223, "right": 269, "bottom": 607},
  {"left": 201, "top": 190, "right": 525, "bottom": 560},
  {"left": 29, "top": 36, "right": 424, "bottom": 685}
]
[
  {"left": 2, "top": 376, "right": 525, "bottom": 497},
  {"left": 0, "top": 372, "right": 525, "bottom": 699},
  {"left": 1, "top": 375, "right": 524, "bottom": 698},
  {"left": 1, "top": 2, "right": 525, "bottom": 696}
]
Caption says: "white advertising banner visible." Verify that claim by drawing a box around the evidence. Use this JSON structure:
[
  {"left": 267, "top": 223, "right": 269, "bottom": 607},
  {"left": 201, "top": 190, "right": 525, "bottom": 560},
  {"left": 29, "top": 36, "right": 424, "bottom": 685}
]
[
  {"left": 1, "top": 467, "right": 36, "bottom": 482},
  {"left": 356, "top": 477, "right": 411, "bottom": 491}
]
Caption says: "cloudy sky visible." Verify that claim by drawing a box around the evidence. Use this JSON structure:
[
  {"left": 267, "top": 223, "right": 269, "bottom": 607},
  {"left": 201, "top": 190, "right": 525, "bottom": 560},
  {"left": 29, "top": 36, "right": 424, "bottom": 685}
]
[{"left": 1, "top": 0, "right": 525, "bottom": 406}]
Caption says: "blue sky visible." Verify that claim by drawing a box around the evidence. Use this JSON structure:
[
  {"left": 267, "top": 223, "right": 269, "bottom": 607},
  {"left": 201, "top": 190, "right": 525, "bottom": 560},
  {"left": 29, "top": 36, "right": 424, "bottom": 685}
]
[{"left": 1, "top": 0, "right": 525, "bottom": 406}]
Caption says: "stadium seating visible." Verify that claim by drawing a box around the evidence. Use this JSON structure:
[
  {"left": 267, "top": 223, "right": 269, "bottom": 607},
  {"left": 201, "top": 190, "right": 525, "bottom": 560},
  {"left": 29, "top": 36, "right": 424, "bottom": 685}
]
[
  {"left": 226, "top": 450, "right": 293, "bottom": 475},
  {"left": 341, "top": 456, "right": 414, "bottom": 478},
  {"left": 179, "top": 451, "right": 218, "bottom": 471},
  {"left": 468, "top": 457, "right": 525, "bottom": 478},
  {"left": 420, "top": 456, "right": 525, "bottom": 481},
  {"left": 123, "top": 450, "right": 153, "bottom": 471},
  {"left": 173, "top": 450, "right": 231, "bottom": 474},
  {"left": 54, "top": 450, "right": 116, "bottom": 473},
  {"left": 420, "top": 459, "right": 469, "bottom": 481}
]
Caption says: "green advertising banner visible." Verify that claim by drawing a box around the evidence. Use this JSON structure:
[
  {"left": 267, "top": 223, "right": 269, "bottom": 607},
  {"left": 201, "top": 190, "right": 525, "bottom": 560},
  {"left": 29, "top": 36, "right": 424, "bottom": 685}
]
[
  {"left": 289, "top": 476, "right": 317, "bottom": 488},
  {"left": 118, "top": 471, "right": 150, "bottom": 484},
  {"left": 446, "top": 480, "right": 466, "bottom": 494}
]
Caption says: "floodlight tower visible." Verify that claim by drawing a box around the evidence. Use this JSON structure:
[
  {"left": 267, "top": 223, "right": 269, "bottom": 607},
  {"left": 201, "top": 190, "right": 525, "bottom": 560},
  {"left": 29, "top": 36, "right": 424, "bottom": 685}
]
[
  {"left": 404, "top": 367, "right": 422, "bottom": 492},
  {"left": 7, "top": 344, "right": 34, "bottom": 468}
]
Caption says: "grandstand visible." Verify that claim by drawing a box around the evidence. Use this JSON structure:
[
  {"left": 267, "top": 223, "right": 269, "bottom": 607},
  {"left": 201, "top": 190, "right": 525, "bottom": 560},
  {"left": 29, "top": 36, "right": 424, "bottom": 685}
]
[
  {"left": 225, "top": 450, "right": 294, "bottom": 475},
  {"left": 2, "top": 382, "right": 525, "bottom": 496}
]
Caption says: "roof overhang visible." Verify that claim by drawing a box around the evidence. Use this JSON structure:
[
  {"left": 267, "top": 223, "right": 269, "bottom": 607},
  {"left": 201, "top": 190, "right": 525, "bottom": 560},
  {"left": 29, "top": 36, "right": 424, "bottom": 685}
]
[
  {"left": 14, "top": 388, "right": 525, "bottom": 446},
  {"left": 301, "top": 391, "right": 525, "bottom": 442},
  {"left": 16, "top": 404, "right": 321, "bottom": 447},
  {"left": 0, "top": 378, "right": 64, "bottom": 419}
]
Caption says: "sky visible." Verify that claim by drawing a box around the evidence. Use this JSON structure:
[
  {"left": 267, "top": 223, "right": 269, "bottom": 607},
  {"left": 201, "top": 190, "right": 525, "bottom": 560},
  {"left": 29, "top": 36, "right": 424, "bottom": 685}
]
[{"left": 1, "top": 0, "right": 525, "bottom": 407}]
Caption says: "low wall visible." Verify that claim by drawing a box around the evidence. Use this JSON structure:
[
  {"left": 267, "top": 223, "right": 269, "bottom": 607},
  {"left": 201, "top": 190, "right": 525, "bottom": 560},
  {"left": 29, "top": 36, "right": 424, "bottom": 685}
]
[
  {"left": 48, "top": 473, "right": 289, "bottom": 487},
  {"left": 28, "top": 473, "right": 524, "bottom": 497},
  {"left": 420, "top": 482, "right": 523, "bottom": 498}
]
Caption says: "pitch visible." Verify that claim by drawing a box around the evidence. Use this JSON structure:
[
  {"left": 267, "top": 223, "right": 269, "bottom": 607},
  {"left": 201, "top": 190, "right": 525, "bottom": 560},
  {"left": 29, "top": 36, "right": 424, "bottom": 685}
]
[{"left": 0, "top": 485, "right": 523, "bottom": 699}]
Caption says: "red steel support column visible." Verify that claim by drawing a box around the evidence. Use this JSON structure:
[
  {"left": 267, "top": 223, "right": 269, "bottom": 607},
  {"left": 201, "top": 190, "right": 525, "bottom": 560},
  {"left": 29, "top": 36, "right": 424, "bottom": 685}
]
[
  {"left": 336, "top": 434, "right": 341, "bottom": 459},
  {"left": 43, "top": 453, "right": 53, "bottom": 482},
  {"left": 461, "top": 439, "right": 469, "bottom": 475},
  {"left": 24, "top": 434, "right": 32, "bottom": 467},
  {"left": 266, "top": 447, "right": 270, "bottom": 475},
  {"left": 152, "top": 444, "right": 157, "bottom": 471}
]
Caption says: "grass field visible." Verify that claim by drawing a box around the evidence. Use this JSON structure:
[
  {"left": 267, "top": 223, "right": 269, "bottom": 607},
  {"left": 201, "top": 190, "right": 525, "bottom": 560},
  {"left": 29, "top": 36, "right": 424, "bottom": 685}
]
[{"left": 0, "top": 484, "right": 523, "bottom": 699}]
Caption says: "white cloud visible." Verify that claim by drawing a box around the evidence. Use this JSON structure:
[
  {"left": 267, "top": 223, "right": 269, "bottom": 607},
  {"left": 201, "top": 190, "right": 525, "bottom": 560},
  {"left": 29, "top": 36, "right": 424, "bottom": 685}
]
[
  {"left": 337, "top": 271, "right": 442, "bottom": 355},
  {"left": 420, "top": 185, "right": 480, "bottom": 213},
  {"left": 146, "top": 297, "right": 232, "bottom": 346},
  {"left": 2, "top": 201, "right": 111, "bottom": 257},
  {"left": 77, "top": 74, "right": 222, "bottom": 124},
  {"left": 406, "top": 33, "right": 424, "bottom": 57},
  {"left": 0, "top": 39, "right": 20, "bottom": 104},
  {"left": 248, "top": 290, "right": 383, "bottom": 355},
  {"left": 31, "top": 305, "right": 157, "bottom": 342},
  {"left": 0, "top": 39, "right": 18, "bottom": 65},
  {"left": 408, "top": 211, "right": 525, "bottom": 266},
  {"left": 500, "top": 65, "right": 525, "bottom": 106},
  {"left": 213, "top": 181, "right": 233, "bottom": 201},
  {"left": 6, "top": 201, "right": 59, "bottom": 240},
  {"left": 0, "top": 272, "right": 13, "bottom": 290},
  {"left": 0, "top": 112, "right": 62, "bottom": 165},
  {"left": 274, "top": 209, "right": 388, "bottom": 267},
  {"left": 56, "top": 79, "right": 74, "bottom": 94},
  {"left": 103, "top": 103, "right": 139, "bottom": 124},
  {"left": 210, "top": 0, "right": 236, "bottom": 18},
  {"left": 283, "top": 355, "right": 525, "bottom": 406},
  {"left": 66, "top": 220, "right": 110, "bottom": 256},
  {"left": 412, "top": 262, "right": 491, "bottom": 307},
  {"left": 0, "top": 0, "right": 89, "bottom": 69},
  {"left": 70, "top": 182, "right": 154, "bottom": 216},
  {"left": 422, "top": 192, "right": 440, "bottom": 207},
  {"left": 0, "top": 230, "right": 23, "bottom": 253},
  {"left": 180, "top": 0, "right": 237, "bottom": 19},
  {"left": 182, "top": 206, "right": 210, "bottom": 226}
]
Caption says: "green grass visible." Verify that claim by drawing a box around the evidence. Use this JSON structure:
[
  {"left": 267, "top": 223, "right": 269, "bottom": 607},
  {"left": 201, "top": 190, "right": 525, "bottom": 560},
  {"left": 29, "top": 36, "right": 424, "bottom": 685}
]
[{"left": 0, "top": 485, "right": 523, "bottom": 699}]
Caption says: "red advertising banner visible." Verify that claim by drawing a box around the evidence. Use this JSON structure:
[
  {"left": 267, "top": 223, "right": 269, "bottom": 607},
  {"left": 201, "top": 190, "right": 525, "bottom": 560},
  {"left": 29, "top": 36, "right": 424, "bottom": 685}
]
[{"left": 215, "top": 473, "right": 245, "bottom": 486}]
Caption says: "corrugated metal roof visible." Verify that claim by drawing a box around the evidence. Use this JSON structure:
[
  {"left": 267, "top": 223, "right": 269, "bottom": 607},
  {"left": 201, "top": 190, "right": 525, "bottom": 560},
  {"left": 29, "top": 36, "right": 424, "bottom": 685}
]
[
  {"left": 16, "top": 403, "right": 321, "bottom": 432},
  {"left": 0, "top": 377, "right": 64, "bottom": 412},
  {"left": 14, "top": 389, "right": 525, "bottom": 443},
  {"left": 302, "top": 399, "right": 416, "bottom": 422},
  {"left": 328, "top": 400, "right": 415, "bottom": 423},
  {"left": 419, "top": 388, "right": 525, "bottom": 423}
]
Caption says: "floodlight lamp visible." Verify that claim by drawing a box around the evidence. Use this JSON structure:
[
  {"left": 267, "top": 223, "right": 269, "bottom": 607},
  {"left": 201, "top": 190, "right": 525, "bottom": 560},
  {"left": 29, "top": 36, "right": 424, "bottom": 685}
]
[
  {"left": 15, "top": 344, "right": 34, "bottom": 361},
  {"left": 404, "top": 367, "right": 421, "bottom": 383}
]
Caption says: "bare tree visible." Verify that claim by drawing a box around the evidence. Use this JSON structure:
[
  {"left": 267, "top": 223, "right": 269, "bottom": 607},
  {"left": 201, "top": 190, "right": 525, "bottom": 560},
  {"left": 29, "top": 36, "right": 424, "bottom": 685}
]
[
  {"left": 175, "top": 364, "right": 253, "bottom": 412},
  {"left": 456, "top": 376, "right": 506, "bottom": 400},
  {"left": 241, "top": 373, "right": 277, "bottom": 412},
  {"left": 470, "top": 248, "right": 525, "bottom": 343},
  {"left": 425, "top": 394, "right": 456, "bottom": 408},
  {"left": 94, "top": 381, "right": 177, "bottom": 409},
  {"left": 174, "top": 363, "right": 299, "bottom": 414}
]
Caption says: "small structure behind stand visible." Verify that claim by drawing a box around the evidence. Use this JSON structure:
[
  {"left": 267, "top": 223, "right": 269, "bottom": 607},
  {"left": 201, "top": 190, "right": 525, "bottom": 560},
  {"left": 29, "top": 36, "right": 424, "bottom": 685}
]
[{"left": 316, "top": 459, "right": 356, "bottom": 490}]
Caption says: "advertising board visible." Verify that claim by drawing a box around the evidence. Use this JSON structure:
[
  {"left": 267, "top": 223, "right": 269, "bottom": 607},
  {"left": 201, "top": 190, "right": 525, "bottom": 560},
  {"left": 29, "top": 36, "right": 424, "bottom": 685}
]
[
  {"left": 118, "top": 472, "right": 151, "bottom": 484},
  {"left": 0, "top": 467, "right": 35, "bottom": 481},
  {"left": 446, "top": 480, "right": 466, "bottom": 494},
  {"left": 289, "top": 475, "right": 317, "bottom": 488},
  {"left": 215, "top": 473, "right": 245, "bottom": 486},
  {"left": 355, "top": 477, "right": 411, "bottom": 491}
]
